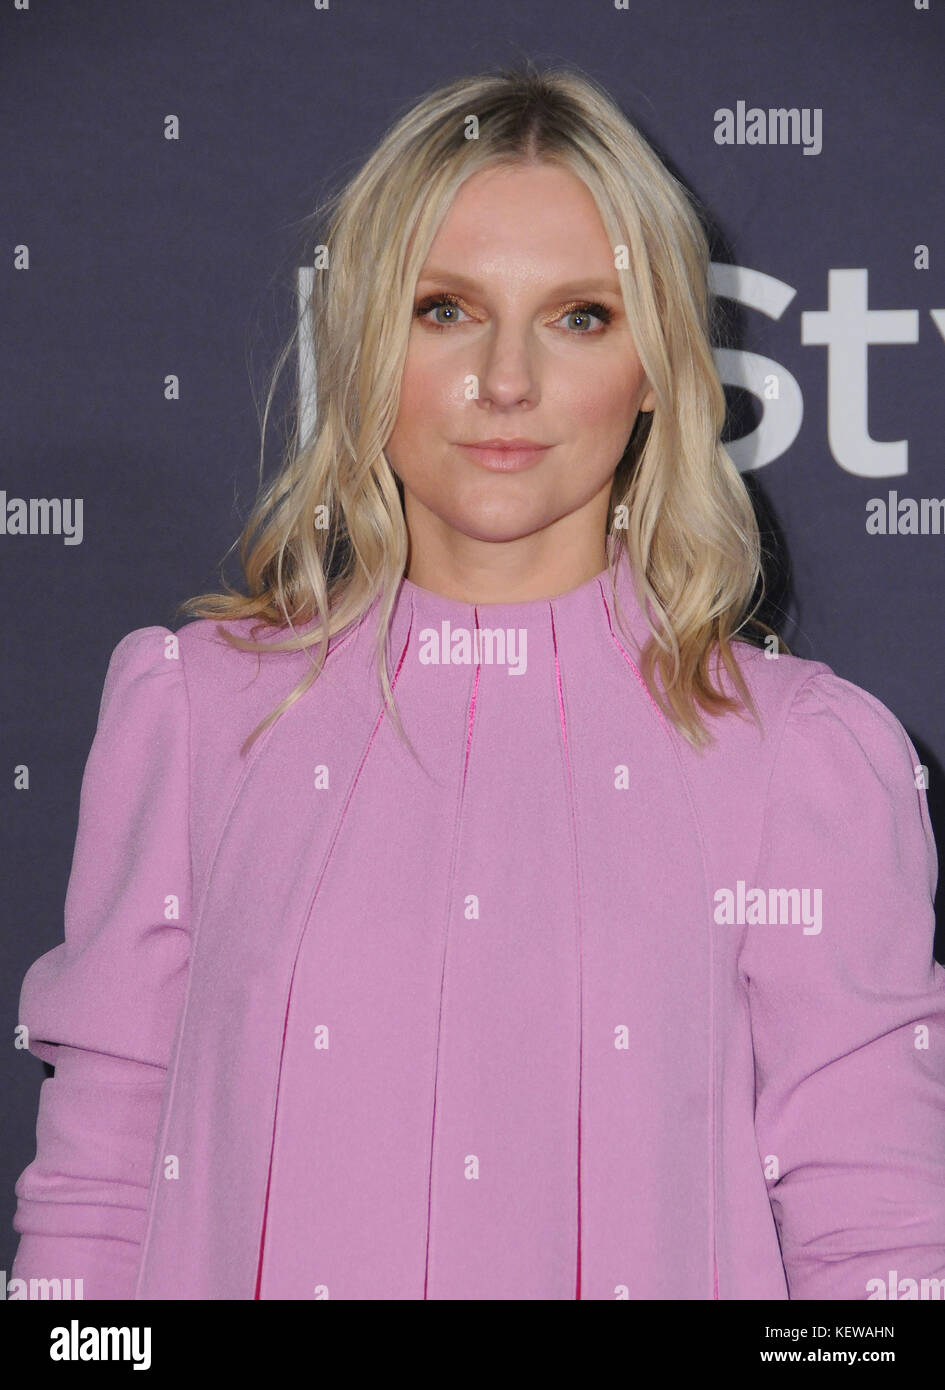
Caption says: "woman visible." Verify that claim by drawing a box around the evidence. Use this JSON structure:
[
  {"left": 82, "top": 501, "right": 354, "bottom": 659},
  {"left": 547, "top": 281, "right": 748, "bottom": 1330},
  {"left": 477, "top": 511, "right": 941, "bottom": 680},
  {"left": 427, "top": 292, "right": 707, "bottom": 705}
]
[{"left": 12, "top": 64, "right": 945, "bottom": 1301}]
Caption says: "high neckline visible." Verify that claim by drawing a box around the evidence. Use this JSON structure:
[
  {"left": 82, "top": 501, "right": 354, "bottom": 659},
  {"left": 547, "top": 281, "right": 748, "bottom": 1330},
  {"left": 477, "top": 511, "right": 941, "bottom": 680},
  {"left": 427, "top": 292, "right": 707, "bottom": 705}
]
[
  {"left": 398, "top": 555, "right": 613, "bottom": 623},
  {"left": 380, "top": 538, "right": 658, "bottom": 668}
]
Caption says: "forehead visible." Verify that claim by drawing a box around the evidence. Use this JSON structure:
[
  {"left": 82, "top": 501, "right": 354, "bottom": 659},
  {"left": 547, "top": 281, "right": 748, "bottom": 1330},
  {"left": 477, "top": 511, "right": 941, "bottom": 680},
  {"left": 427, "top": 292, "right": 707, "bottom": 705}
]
[{"left": 419, "top": 163, "right": 615, "bottom": 282}]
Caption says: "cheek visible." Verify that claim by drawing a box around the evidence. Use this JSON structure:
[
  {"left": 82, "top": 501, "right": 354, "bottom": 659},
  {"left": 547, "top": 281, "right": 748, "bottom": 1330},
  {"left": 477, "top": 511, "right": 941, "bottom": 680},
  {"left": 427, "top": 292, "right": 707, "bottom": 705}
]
[
  {"left": 557, "top": 357, "right": 644, "bottom": 432},
  {"left": 396, "top": 345, "right": 462, "bottom": 432}
]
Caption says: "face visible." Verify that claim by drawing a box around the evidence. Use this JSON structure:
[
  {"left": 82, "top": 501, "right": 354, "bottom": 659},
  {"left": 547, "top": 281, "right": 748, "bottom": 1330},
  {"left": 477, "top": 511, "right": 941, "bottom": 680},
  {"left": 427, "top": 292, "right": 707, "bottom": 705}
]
[{"left": 383, "top": 160, "right": 656, "bottom": 589}]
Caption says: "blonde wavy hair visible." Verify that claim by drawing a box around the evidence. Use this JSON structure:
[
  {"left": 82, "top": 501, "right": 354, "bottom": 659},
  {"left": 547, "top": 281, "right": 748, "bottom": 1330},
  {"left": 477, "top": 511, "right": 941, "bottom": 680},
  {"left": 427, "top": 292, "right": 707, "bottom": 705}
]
[{"left": 177, "top": 61, "right": 783, "bottom": 757}]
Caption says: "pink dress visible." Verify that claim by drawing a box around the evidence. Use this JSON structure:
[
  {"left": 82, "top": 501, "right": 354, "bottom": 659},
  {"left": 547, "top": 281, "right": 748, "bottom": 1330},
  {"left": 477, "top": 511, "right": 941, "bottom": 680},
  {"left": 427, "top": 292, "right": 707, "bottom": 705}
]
[{"left": 11, "top": 547, "right": 945, "bottom": 1299}]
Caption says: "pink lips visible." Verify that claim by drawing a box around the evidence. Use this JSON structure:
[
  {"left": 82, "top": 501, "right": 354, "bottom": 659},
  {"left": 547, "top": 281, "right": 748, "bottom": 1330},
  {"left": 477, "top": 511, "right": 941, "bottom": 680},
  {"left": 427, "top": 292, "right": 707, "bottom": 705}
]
[{"left": 456, "top": 438, "right": 552, "bottom": 472}]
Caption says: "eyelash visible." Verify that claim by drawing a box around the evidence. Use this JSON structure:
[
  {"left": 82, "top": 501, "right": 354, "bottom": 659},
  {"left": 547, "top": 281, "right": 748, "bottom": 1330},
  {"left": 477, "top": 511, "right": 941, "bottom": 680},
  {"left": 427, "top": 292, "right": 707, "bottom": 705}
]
[{"left": 413, "top": 292, "right": 614, "bottom": 335}]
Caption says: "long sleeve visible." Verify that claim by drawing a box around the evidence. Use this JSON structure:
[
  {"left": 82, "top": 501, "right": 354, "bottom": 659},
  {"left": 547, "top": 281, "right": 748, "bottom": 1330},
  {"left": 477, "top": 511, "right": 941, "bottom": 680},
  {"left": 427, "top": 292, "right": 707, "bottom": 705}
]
[
  {"left": 11, "top": 626, "right": 192, "bottom": 1300},
  {"left": 741, "top": 669, "right": 945, "bottom": 1300}
]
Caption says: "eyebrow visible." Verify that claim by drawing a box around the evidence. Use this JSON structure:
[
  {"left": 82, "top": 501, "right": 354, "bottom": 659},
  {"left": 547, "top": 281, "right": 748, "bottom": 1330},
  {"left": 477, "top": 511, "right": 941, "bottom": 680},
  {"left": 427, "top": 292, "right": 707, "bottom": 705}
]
[{"left": 415, "top": 270, "right": 623, "bottom": 298}]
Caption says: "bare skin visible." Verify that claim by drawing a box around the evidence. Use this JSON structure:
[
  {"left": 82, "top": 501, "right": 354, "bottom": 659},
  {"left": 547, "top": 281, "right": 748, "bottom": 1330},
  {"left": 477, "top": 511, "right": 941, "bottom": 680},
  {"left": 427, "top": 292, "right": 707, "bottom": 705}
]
[{"left": 384, "top": 160, "right": 655, "bottom": 604}]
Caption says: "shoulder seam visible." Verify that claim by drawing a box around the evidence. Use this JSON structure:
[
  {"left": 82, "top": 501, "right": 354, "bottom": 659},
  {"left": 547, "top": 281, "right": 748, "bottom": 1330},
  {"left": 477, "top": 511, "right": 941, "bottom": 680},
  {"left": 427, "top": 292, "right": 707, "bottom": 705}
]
[
  {"left": 746, "top": 667, "right": 825, "bottom": 893},
  {"left": 115, "top": 626, "right": 194, "bottom": 935}
]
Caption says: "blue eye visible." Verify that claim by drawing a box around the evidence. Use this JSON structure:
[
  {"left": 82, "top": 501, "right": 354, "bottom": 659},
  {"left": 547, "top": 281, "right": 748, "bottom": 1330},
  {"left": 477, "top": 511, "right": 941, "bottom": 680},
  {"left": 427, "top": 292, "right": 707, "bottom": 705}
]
[
  {"left": 415, "top": 294, "right": 468, "bottom": 328},
  {"left": 557, "top": 301, "right": 614, "bottom": 333},
  {"left": 413, "top": 293, "right": 614, "bottom": 334}
]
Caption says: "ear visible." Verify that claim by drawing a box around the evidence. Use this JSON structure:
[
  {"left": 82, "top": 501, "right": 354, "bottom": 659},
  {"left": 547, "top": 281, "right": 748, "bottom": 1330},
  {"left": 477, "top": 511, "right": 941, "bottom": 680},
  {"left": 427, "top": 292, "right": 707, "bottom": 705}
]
[{"left": 640, "top": 384, "right": 656, "bottom": 413}]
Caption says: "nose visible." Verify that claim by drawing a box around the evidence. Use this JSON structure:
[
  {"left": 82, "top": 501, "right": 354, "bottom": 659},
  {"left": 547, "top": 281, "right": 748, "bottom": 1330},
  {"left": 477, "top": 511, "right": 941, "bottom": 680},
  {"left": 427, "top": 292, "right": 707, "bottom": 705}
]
[{"left": 471, "top": 324, "right": 540, "bottom": 408}]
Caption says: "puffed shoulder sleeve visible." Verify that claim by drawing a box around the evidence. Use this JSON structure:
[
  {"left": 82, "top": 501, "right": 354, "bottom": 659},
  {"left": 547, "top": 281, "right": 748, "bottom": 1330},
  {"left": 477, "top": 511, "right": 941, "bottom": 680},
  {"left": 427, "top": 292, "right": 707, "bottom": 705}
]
[
  {"left": 741, "top": 668, "right": 945, "bottom": 1301},
  {"left": 11, "top": 626, "right": 191, "bottom": 1300}
]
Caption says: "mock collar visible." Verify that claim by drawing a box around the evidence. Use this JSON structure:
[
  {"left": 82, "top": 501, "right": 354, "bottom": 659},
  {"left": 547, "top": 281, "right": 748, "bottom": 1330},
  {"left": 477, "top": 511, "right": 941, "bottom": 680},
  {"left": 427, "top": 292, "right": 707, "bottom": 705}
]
[{"left": 378, "top": 538, "right": 659, "bottom": 679}]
